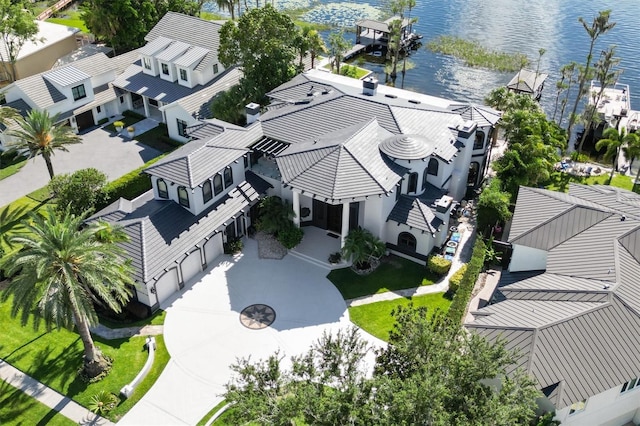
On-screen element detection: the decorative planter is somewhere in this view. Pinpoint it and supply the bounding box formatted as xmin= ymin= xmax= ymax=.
xmin=126 ymin=126 xmax=135 ymax=138
xmin=113 ymin=121 xmax=124 ymax=132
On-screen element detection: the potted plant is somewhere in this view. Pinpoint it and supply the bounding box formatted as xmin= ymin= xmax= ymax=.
xmin=114 ymin=121 xmax=124 ymax=132
xmin=328 ymin=252 xmax=342 ymax=264
xmin=126 ymin=126 xmax=135 ymax=138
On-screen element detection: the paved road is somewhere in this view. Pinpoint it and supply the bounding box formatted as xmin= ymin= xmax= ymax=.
xmin=120 ymin=238 xmax=383 ymax=425
xmin=0 ymin=127 xmax=162 ymax=208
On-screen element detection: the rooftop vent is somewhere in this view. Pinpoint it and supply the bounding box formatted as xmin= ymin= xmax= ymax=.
xmin=621 ymin=215 xmax=626 ymax=221
xmin=408 ymin=99 xmax=421 ymax=104
xmin=385 ymin=94 xmax=398 ymax=99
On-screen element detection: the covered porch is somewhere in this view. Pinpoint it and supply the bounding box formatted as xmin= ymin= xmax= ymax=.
xmin=131 ymin=92 xmax=164 ymax=122
xmin=289 ymin=226 xmax=344 ymax=270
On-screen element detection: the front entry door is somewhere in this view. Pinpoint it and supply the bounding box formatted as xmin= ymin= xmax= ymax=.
xmin=327 ymin=203 xmax=343 ymax=234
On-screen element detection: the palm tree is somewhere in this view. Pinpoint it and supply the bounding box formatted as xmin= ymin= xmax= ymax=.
xmin=621 ymin=131 xmax=640 ymax=190
xmin=328 ymin=30 xmax=350 ymax=75
xmin=0 ymin=207 xmax=134 ymax=380
xmin=8 ymin=109 xmax=81 ymax=180
xmin=0 ymin=105 xmax=20 ymax=125
xmin=595 ymin=127 xmax=638 ymax=184
xmin=566 ymin=10 xmax=616 ymax=143
xmin=341 ymin=227 xmax=385 ymax=269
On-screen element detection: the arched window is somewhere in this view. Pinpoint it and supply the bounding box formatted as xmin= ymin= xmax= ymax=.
xmin=213 ymin=174 xmax=223 ymax=195
xmin=468 ymin=162 xmax=480 ymax=186
xmin=223 ymin=167 xmax=233 ymax=188
xmin=157 ymin=178 xmax=168 ymax=198
xmin=202 ymin=180 xmax=213 ymax=203
xmin=422 ymin=168 xmax=429 ymax=190
xmin=407 ymin=172 xmax=418 ymax=193
xmin=427 ymin=158 xmax=439 ymax=176
xmin=398 ymin=232 xmax=416 ymax=251
xmin=473 ymin=130 xmax=485 ymax=150
xmin=178 ymin=186 xmax=190 ymax=208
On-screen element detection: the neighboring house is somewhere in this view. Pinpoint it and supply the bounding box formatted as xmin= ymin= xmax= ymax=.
xmin=0 ymin=20 xmax=79 ymax=82
xmin=91 ymin=68 xmax=501 ymax=311
xmin=0 ymin=12 xmax=241 ymax=149
xmin=465 ymin=184 xmax=640 ymax=425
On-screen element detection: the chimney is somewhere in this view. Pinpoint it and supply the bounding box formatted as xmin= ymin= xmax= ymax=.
xmin=362 ymin=77 xmax=378 ymax=96
xmin=434 ymin=195 xmax=453 ymax=222
xmin=245 ymin=103 xmax=260 ymax=125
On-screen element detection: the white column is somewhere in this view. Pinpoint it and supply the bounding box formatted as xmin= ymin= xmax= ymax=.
xmin=143 ymin=96 xmax=151 ymax=118
xmin=340 ymin=201 xmax=350 ymax=248
xmin=292 ymin=191 xmax=301 ymax=227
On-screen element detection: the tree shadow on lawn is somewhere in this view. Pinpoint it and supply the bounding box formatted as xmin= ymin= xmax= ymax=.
xmin=0 ymin=380 xmax=45 ymax=425
xmin=29 ymin=338 xmax=89 ymax=399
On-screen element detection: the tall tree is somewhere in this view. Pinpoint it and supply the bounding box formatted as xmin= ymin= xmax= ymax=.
xmin=532 ymin=48 xmax=546 ymax=94
xmin=552 ymin=62 xmax=577 ymax=124
xmin=0 ymin=208 xmax=134 ymax=380
xmin=577 ymin=45 xmax=621 ymax=151
xmin=596 ymin=127 xmax=639 ymax=184
xmin=293 ymin=25 xmax=326 ymax=71
xmin=215 ymin=0 xmax=235 ymax=19
xmin=566 ymin=10 xmax=616 ymax=144
xmin=219 ymin=5 xmax=298 ymax=102
xmin=622 ymin=134 xmax=640 ymax=191
xmin=328 ymin=30 xmax=350 ymax=75
xmin=0 ymin=0 xmax=40 ymax=82
xmin=8 ymin=110 xmax=81 ymax=179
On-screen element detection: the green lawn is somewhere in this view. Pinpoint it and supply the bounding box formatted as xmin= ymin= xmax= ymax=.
xmin=544 ymin=171 xmax=636 ymax=193
xmin=0 ymin=295 xmax=170 ymax=422
xmin=47 ymin=11 xmax=89 ymax=33
xmin=0 ymin=153 xmax=27 ymax=181
xmin=198 ymin=399 xmax=228 ymax=426
xmin=99 ymin=309 xmax=166 ymax=329
xmin=327 ymin=256 xmax=440 ymax=300
xmin=349 ymin=293 xmax=452 ymax=341
xmin=0 ymin=379 xmax=75 ymax=426
xmin=135 ymin=124 xmax=182 ymax=153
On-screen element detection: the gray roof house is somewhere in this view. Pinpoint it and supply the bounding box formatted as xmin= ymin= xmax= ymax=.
xmin=466 ymin=184 xmax=640 ymax=425
xmin=92 ymin=68 xmax=500 ymax=312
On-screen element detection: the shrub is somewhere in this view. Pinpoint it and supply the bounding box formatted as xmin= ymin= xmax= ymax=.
xmin=570 ymin=151 xmax=589 ymax=163
xmin=48 ymin=168 xmax=108 ymax=216
xmin=342 ymin=227 xmax=385 ymax=269
xmin=123 ymin=110 xmax=146 ymax=120
xmin=477 ymin=177 xmax=512 ymax=236
xmin=448 ymin=264 xmax=467 ymax=295
xmin=113 ymin=120 xmax=124 ymax=128
xmin=98 ymin=117 xmax=109 ymax=125
xmin=255 ymin=196 xmax=294 ymax=234
xmin=340 ymin=64 xmax=358 ymax=78
xmin=427 ymin=255 xmax=452 ymax=276
xmin=277 ymin=224 xmax=303 ymax=249
xmin=88 ymin=390 xmax=119 ymax=415
xmin=328 ymin=252 xmax=342 ymax=264
xmin=224 ymin=238 xmax=244 ymax=254
xmin=447 ymin=237 xmax=486 ymax=324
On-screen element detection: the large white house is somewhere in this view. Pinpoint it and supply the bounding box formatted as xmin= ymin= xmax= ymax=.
xmin=89 ymin=67 xmax=500 ymax=312
xmin=466 ymin=184 xmax=640 ymax=425
xmin=0 ymin=12 xmax=240 ymax=148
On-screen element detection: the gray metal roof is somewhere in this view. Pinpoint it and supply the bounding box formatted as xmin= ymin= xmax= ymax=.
xmin=387 ymin=189 xmax=446 ymax=234
xmin=110 ymin=49 xmax=141 ymax=75
xmin=448 ymin=103 xmax=502 ymax=127
xmin=91 ymin=174 xmax=269 ymax=283
xmin=276 ymin=119 xmax=405 ymax=201
xmin=144 ymin=123 xmax=262 ymax=188
xmin=144 ymin=12 xmax=222 ymax=72
xmin=155 ymin=40 xmax=191 ymax=62
xmin=467 ymin=184 xmax=640 ymax=410
xmin=138 ymin=36 xmax=173 ymax=56
xmin=69 ymin=53 xmax=115 ymax=78
xmin=43 ymin=66 xmax=90 ymax=87
xmin=506 ymin=69 xmax=548 ymax=94
xmin=380 ymin=134 xmax=437 ymax=160
xmin=174 ymin=46 xmax=210 ymax=68
xmin=174 ymin=67 xmax=242 ymax=118
xmin=112 ymin=64 xmax=194 ymax=103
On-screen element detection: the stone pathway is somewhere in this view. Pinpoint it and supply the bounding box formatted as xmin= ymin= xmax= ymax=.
xmin=346 ymin=221 xmax=477 ymax=307
xmin=90 ymin=324 xmax=164 ymax=339
xmin=0 ymin=359 xmax=114 ymax=425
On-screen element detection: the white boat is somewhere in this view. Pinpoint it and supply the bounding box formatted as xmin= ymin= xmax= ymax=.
xmin=589 ymin=81 xmax=631 ymax=126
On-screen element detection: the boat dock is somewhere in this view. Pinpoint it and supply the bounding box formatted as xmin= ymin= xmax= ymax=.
xmin=345 ymin=17 xmax=422 ymax=60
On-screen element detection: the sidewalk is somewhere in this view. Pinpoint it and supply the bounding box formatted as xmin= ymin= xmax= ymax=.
xmin=346 ymin=221 xmax=477 ymax=307
xmin=0 ymin=359 xmax=113 ymax=425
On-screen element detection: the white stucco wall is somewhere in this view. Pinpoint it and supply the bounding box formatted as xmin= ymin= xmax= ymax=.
xmin=386 ymin=222 xmax=436 ymax=258
xmin=555 ymin=384 xmax=640 ymax=426
xmin=509 ymin=244 xmax=548 ymax=272
xmin=163 ymin=103 xmax=197 ymax=142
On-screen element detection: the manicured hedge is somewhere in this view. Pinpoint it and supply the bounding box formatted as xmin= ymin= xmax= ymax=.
xmin=448 ymin=264 xmax=468 ymax=295
xmin=427 ymin=255 xmax=452 ymax=276
xmin=447 ymin=237 xmax=486 ymax=324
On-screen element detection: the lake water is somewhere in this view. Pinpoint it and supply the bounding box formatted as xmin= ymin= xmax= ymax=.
xmin=205 ymin=0 xmax=640 ymax=114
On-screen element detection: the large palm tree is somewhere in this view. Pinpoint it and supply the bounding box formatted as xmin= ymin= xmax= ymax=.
xmin=595 ymin=127 xmax=638 ymax=184
xmin=0 ymin=207 xmax=134 ymax=380
xmin=8 ymin=109 xmax=81 ymax=179
xmin=0 ymin=105 xmax=20 ymax=125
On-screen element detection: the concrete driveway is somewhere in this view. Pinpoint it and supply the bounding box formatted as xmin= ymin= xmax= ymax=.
xmin=0 ymin=126 xmax=162 ymax=207
xmin=120 ymin=238 xmax=382 ymax=425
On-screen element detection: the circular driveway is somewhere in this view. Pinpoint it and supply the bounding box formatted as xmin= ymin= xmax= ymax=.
xmin=121 ymin=238 xmax=360 ymax=425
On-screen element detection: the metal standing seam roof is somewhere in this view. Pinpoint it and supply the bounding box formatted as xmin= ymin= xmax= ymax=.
xmin=91 ymin=173 xmax=270 ymax=283
xmin=276 ymin=119 xmax=405 ymax=201
xmin=138 ymin=36 xmax=173 ymax=56
xmin=154 ymin=41 xmax=191 ymax=62
xmin=466 ymin=185 xmax=640 ymax=410
xmin=174 ymin=46 xmax=211 ymax=68
xmin=174 ymin=67 xmax=242 ymax=118
xmin=144 ymin=12 xmax=223 ymax=73
xmin=43 ymin=66 xmax=90 ymax=87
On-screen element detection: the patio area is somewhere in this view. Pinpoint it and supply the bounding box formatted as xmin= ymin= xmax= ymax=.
xmin=289 ymin=226 xmax=343 ymax=270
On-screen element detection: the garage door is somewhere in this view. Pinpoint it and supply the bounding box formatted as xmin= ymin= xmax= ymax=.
xmin=204 ymin=234 xmax=223 ymax=265
xmin=181 ymin=249 xmax=203 ymax=284
xmin=155 ymin=268 xmax=179 ymax=305
xmin=75 ymin=110 xmax=95 ymax=131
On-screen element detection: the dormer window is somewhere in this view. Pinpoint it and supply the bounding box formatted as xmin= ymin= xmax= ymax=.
xmin=213 ymin=63 xmax=219 ymax=74
xmin=223 ymin=167 xmax=233 ymax=187
xmin=143 ymin=57 xmax=152 ymax=70
xmin=202 ymin=180 xmax=213 ymax=203
xmin=157 ymin=179 xmax=168 ymax=198
xmin=161 ymin=63 xmax=169 ymax=75
xmin=179 ymin=68 xmax=188 ymax=81
xmin=178 ymin=186 xmax=190 ymax=208
xmin=72 ymin=84 xmax=86 ymax=101
xmin=213 ymin=174 xmax=223 ymax=195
